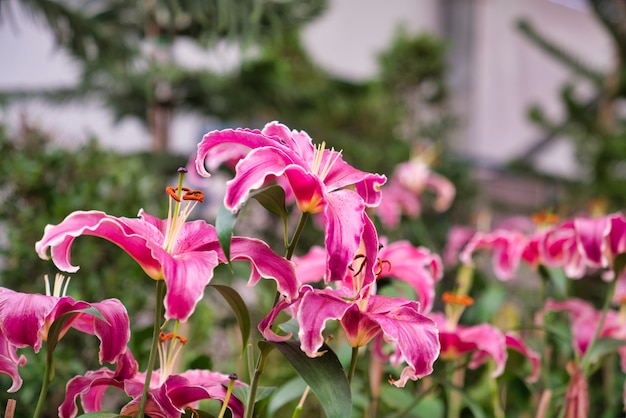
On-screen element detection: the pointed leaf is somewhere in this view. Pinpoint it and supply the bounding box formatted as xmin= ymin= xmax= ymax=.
xmin=232 ymin=385 xmax=276 ymax=406
xmin=209 ymin=284 xmax=250 ymax=353
xmin=216 ymin=203 xmax=237 ymax=263
xmin=267 ymin=376 xmax=308 ymax=416
xmin=587 ymin=337 xmax=626 ymax=361
xmin=250 ymin=185 xmax=289 ymax=220
xmin=250 ymin=185 xmax=289 ymax=247
xmin=267 ymin=340 xmax=352 ymax=418
xmin=432 ymin=377 xmax=488 ymax=418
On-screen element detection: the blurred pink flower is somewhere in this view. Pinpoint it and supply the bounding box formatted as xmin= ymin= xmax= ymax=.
xmin=432 ymin=311 xmax=540 ymax=382
xmin=375 ymin=157 xmax=455 ymax=229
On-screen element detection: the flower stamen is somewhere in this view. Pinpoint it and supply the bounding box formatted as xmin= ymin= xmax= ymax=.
xmin=375 ymin=259 xmax=391 ymax=276
xmin=531 ymin=210 xmax=559 ymax=226
xmin=44 ymin=273 xmax=71 ymax=298
xmin=158 ymin=331 xmax=188 ymax=385
xmin=162 ymin=170 xmax=205 ymax=253
xmin=311 ymin=141 xmax=343 ymax=181
xmin=442 ymin=291 xmax=474 ymax=306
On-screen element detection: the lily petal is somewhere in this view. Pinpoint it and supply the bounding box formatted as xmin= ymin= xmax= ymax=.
xmin=366 ymin=296 xmax=440 ymax=387
xmin=36 ymin=210 xmax=162 ymax=279
xmin=0 ymin=331 xmax=26 ymax=393
xmin=323 ymin=190 xmax=366 ymax=282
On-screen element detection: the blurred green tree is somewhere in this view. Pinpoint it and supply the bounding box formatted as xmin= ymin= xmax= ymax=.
xmin=0 ymin=0 xmax=327 ymax=151
xmin=516 ymin=0 xmax=626 ymax=211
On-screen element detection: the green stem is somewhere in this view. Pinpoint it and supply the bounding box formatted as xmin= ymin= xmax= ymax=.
xmin=286 ymin=212 xmax=310 ymax=260
xmin=33 ymin=353 xmax=53 ymax=418
xmin=245 ymin=347 xmax=271 ymax=418
xmin=292 ymin=385 xmax=310 ymax=418
xmin=247 ymin=212 xmax=310 ymax=418
xmin=138 ymin=279 xmax=166 ymax=418
xmin=347 ymin=346 xmax=359 ymax=384
xmin=446 ymin=358 xmax=465 ymax=418
xmin=581 ymin=276 xmax=617 ymax=375
xmin=386 ymin=382 xmax=436 ymax=418
xmin=488 ymin=362 xmax=504 ymax=418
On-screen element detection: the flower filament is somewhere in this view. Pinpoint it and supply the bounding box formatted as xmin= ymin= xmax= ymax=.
xmin=162 ymin=168 xmax=205 ymax=253
xmin=311 ymin=141 xmax=342 ymax=182
xmin=443 ymin=291 xmax=474 ymax=330
xmin=157 ymin=331 xmax=188 ymax=385
xmin=44 ymin=273 xmax=71 ymax=298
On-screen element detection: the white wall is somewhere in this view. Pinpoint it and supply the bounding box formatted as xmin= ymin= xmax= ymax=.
xmin=460 ymin=0 xmax=612 ymax=177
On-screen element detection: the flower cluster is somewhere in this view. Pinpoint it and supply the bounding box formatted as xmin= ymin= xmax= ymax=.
xmin=4 ymin=120 xmax=626 ymax=417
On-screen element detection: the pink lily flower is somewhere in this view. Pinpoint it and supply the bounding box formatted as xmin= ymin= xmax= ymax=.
xmin=540 ymin=217 xmax=611 ymax=279
xmin=432 ymin=311 xmax=540 ymax=382
xmin=0 ymin=275 xmax=130 ymax=392
xmin=261 ymin=214 xmax=440 ymax=387
xmin=60 ymin=347 xmax=245 ymax=418
xmin=375 ymin=156 xmax=455 ymax=229
xmin=35 ymin=186 xmax=298 ymax=322
xmin=539 ymin=298 xmax=626 ymax=417
xmin=459 ymin=228 xmax=530 ymax=281
xmin=292 ymin=239 xmax=443 ymax=314
xmin=442 ymin=225 xmax=476 ymax=267
xmin=195 ymin=121 xmax=387 ymax=282
xmin=377 ymin=239 xmax=443 ymax=314
xmin=540 ymin=298 xmax=626 ymax=367
xmin=0 ymin=331 xmax=26 ymax=393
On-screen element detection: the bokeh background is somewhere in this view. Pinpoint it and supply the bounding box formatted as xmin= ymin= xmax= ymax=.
xmin=1 ymin=0 xmax=625 ymax=416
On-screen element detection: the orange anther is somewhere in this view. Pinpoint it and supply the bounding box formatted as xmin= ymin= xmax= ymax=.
xmin=442 ymin=291 xmax=474 ymax=306
xmin=166 ymin=187 xmax=181 ymax=202
xmin=531 ymin=210 xmax=559 ymax=225
xmin=182 ymin=189 xmax=205 ymax=203
xmin=375 ymin=259 xmax=391 ymax=276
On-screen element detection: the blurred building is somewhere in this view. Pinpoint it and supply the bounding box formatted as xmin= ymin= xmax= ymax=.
xmin=0 ymin=0 xmax=613 ymax=179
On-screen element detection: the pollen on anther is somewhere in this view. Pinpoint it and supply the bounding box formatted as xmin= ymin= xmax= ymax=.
xmin=442 ymin=291 xmax=474 ymax=306
xmin=166 ymin=187 xmax=181 ymax=202
xmin=183 ymin=189 xmax=205 ymax=203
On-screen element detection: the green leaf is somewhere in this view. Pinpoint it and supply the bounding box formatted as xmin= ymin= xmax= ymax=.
xmin=267 ymin=340 xmax=352 ymax=418
xmin=267 ymin=376 xmax=308 ymax=416
xmin=433 ymin=377 xmax=488 ymax=418
xmin=250 ymin=185 xmax=288 ymax=219
xmin=250 ymin=185 xmax=289 ymax=247
xmin=587 ymin=337 xmax=626 ymax=361
xmin=76 ymin=413 xmax=131 ymax=418
xmin=208 ymin=284 xmax=251 ymax=353
xmin=232 ymin=385 xmax=276 ymax=407
xmin=216 ymin=203 xmax=237 ymax=263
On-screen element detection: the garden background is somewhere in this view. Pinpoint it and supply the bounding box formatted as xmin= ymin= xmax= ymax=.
xmin=1 ymin=0 xmax=626 ymax=417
